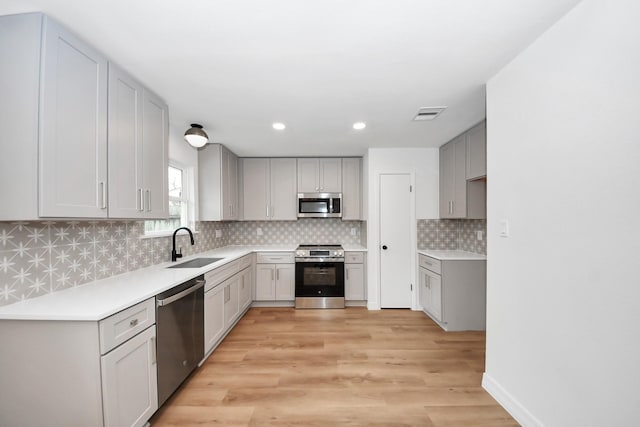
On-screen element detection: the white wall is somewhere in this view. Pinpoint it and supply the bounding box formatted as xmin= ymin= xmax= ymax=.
xmin=484 ymin=1 xmax=640 ymax=426
xmin=365 ymin=147 xmax=439 ymax=310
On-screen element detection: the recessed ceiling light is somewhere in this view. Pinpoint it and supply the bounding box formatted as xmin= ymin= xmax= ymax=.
xmin=272 ymin=122 xmax=286 ymax=130
xmin=353 ymin=122 xmax=366 ymax=130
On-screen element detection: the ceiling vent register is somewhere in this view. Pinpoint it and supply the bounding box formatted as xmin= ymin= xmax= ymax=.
xmin=413 ymin=107 xmax=447 ymax=121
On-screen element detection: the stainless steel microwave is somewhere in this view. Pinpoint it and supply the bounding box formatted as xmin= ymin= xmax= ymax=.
xmin=297 ymin=193 xmax=342 ymax=218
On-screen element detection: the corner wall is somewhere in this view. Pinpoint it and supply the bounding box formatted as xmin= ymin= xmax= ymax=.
xmin=484 ymin=1 xmax=640 ymax=425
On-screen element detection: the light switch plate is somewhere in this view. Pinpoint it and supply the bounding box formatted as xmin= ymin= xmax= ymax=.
xmin=500 ymin=220 xmax=510 ymax=237
xmin=476 ymin=230 xmax=483 ymax=241
xmin=256 ymin=227 xmax=263 ymax=236
xmin=215 ymin=230 xmax=222 ymax=238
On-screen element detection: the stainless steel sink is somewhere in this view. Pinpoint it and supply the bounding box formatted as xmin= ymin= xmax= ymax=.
xmin=167 ymin=257 xmax=223 ymax=268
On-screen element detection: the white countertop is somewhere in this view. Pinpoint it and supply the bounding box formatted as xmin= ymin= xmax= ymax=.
xmin=0 ymin=244 xmax=367 ymax=321
xmin=418 ymin=249 xmax=487 ymax=261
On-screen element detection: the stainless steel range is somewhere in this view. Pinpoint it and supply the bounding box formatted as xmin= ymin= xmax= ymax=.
xmin=295 ymin=244 xmax=345 ymax=309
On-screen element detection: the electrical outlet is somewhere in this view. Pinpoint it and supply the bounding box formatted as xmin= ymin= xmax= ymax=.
xmin=215 ymin=230 xmax=222 ymax=238
xmin=351 ymin=228 xmax=357 ymax=236
xmin=476 ymin=230 xmax=483 ymax=241
xmin=256 ymin=227 xmax=263 ymax=236
xmin=500 ymin=220 xmax=510 ymax=237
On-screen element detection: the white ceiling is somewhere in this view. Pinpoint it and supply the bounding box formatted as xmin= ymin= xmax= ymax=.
xmin=1 ymin=0 xmax=581 ymax=156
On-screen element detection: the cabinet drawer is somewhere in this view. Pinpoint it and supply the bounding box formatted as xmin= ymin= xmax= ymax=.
xmin=205 ymin=260 xmax=239 ymax=291
xmin=419 ymin=255 xmax=441 ymax=275
xmin=256 ymin=252 xmax=294 ymax=264
xmin=238 ymin=254 xmax=253 ymax=271
xmin=99 ymin=298 xmax=155 ymax=354
xmin=345 ymin=252 xmax=364 ymax=264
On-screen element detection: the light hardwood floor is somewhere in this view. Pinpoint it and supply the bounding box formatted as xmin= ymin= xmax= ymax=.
xmin=151 ymin=307 xmax=518 ymax=426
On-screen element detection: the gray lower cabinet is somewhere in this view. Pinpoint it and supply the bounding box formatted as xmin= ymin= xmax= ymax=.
xmin=204 ymin=255 xmax=254 ymax=355
xmin=255 ymin=253 xmax=295 ymax=302
xmin=418 ymin=254 xmax=486 ymax=331
xmin=345 ymin=252 xmax=366 ymax=302
xmin=0 ymin=298 xmax=158 ymax=426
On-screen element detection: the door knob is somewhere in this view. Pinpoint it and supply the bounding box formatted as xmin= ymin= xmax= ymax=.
xmin=382 ymin=245 xmax=388 ymax=250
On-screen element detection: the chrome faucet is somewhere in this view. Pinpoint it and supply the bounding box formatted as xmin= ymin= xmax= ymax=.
xmin=171 ymin=227 xmax=195 ymax=262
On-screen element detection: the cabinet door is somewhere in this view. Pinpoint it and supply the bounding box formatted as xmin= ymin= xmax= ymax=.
xmin=255 ymin=264 xmax=276 ymax=300
xmin=142 ymin=89 xmax=169 ymax=219
xmin=241 ymin=158 xmax=270 ymax=220
xmin=101 ymin=326 xmax=158 ymax=427
xmin=205 ymin=285 xmax=225 ymax=354
xmin=319 ymin=158 xmax=342 ymax=192
xmin=452 ymin=136 xmax=467 ymax=218
xmin=424 ymin=270 xmax=443 ymax=322
xmin=275 ymin=264 xmax=295 ymax=301
xmin=108 ymin=64 xmax=144 ymax=218
xmin=227 ymin=150 xmax=239 ymax=219
xmin=466 ymin=121 xmax=486 ymax=180
xmin=341 ymin=158 xmax=361 ymax=220
xmin=419 ymin=268 xmax=429 ymax=310
xmin=297 ymin=158 xmax=319 ymax=192
xmin=224 ymin=277 xmax=240 ymax=328
xmin=345 ymin=263 xmax=365 ymax=300
xmin=40 ymin=16 xmax=108 ymax=217
xmin=239 ymin=267 xmax=253 ymax=311
xmin=270 ymin=158 xmax=298 ymax=220
xmin=439 ymin=140 xmax=455 ymax=218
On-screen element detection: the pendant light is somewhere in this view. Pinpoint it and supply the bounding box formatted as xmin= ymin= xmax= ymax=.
xmin=184 ymin=124 xmax=208 ymax=148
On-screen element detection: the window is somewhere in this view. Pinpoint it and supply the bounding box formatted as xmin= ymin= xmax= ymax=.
xmin=144 ymin=163 xmax=195 ymax=235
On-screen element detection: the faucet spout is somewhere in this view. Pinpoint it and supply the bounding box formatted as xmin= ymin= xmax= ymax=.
xmin=171 ymin=227 xmax=195 ymax=262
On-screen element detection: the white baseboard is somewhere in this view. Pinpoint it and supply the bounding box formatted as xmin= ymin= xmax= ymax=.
xmin=482 ymin=373 xmax=544 ymax=427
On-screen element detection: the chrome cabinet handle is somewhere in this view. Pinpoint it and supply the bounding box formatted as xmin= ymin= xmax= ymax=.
xmin=146 ymin=190 xmax=151 ymax=212
xmin=266 ymin=205 xmax=270 ymax=218
xmin=99 ymin=182 xmax=107 ymax=209
xmin=276 ymin=268 xmax=280 ymax=281
xmin=138 ymin=188 xmax=144 ymax=211
xmin=129 ymin=318 xmax=139 ymax=327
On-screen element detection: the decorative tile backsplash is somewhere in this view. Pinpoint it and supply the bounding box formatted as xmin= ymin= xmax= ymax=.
xmin=1 ymin=218 xmax=481 ymax=307
xmin=417 ymin=219 xmax=487 ymax=254
xmin=0 ymin=219 xmax=363 ymax=306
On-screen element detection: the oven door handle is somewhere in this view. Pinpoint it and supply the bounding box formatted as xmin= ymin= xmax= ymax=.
xmin=157 ymin=280 xmax=205 ymax=307
xmin=295 ymin=258 xmax=345 ymax=263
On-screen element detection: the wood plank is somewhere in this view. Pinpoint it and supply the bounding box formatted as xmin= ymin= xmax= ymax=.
xmin=150 ymin=308 xmax=517 ymax=426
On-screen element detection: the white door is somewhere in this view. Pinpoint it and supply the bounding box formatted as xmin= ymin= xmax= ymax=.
xmin=379 ymin=174 xmax=413 ymax=308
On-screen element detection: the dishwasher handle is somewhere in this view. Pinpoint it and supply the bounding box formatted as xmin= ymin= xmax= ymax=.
xmin=157 ymin=279 xmax=205 ymax=307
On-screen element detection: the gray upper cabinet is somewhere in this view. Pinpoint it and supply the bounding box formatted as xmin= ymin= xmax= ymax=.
xmin=297 ymin=158 xmax=342 ymax=193
xmin=241 ymin=158 xmax=297 ymax=220
xmin=440 ymin=121 xmax=486 ymax=219
xmin=199 ymin=144 xmax=239 ymax=221
xmin=141 ymin=88 xmax=169 ymax=219
xmin=0 ymin=13 xmax=168 ymax=220
xmin=466 ymin=121 xmax=486 ymax=180
xmin=39 ymin=15 xmax=109 ymax=218
xmin=439 ymin=135 xmax=467 ymax=218
xmin=341 ymin=158 xmax=362 ymax=220
xmin=107 ymin=64 xmax=144 ymax=218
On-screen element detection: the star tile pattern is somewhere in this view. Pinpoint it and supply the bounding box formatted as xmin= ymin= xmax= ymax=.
xmin=417 ymin=219 xmax=487 ymax=254
xmin=1 ymin=218 xmax=483 ymax=307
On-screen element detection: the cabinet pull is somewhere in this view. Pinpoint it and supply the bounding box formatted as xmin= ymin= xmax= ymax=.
xmin=276 ymin=268 xmax=280 ymax=281
xmin=151 ymin=336 xmax=157 ymax=365
xmin=146 ymin=190 xmax=151 ymax=212
xmin=266 ymin=205 xmax=270 ymax=218
xmin=346 ymin=269 xmax=349 ymax=280
xmin=271 ymin=269 xmax=274 ymax=280
xmin=99 ymin=182 xmax=107 ymax=209
xmin=138 ymin=188 xmax=144 ymax=211
xmin=129 ymin=318 xmax=139 ymax=327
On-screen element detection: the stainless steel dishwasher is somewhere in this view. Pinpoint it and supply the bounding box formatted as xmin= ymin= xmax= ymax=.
xmin=156 ymin=275 xmax=205 ymax=406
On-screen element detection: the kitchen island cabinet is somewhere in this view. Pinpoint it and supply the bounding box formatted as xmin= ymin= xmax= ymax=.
xmin=418 ymin=252 xmax=486 ymax=331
